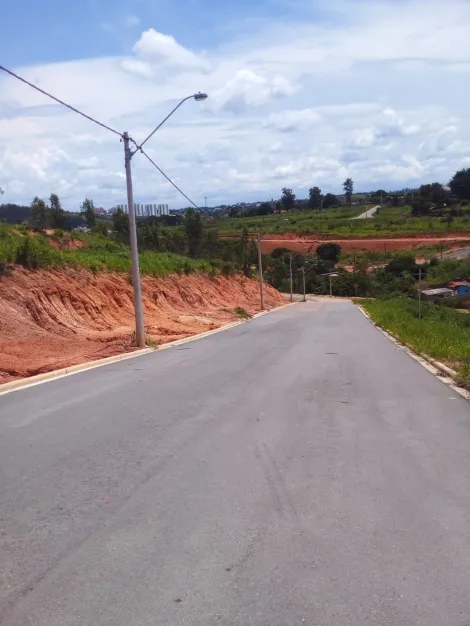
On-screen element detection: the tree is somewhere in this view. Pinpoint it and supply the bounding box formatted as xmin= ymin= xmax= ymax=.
xmin=371 ymin=189 xmax=387 ymax=204
xmin=93 ymin=220 xmax=109 ymax=237
xmin=281 ymin=187 xmax=296 ymax=211
xmin=81 ymin=198 xmax=96 ymax=228
xmin=308 ymin=186 xmax=322 ymax=210
xmin=48 ymin=193 xmax=66 ymax=229
xmin=184 ymin=207 xmax=203 ymax=257
xmin=257 ymin=202 xmax=273 ymax=216
xmin=322 ymin=193 xmax=338 ymax=209
xmin=29 ymin=196 xmax=47 ymax=229
xmin=271 ymin=247 xmax=291 ymax=259
xmin=316 ymin=242 xmax=341 ymax=264
xmin=385 ymin=254 xmax=416 ymax=277
xmin=449 ymin=168 xmax=470 ymax=200
xmin=419 ymin=183 xmax=447 ymax=204
xmin=112 ymin=208 xmax=129 ymax=237
xmin=343 ymin=178 xmax=354 ymax=205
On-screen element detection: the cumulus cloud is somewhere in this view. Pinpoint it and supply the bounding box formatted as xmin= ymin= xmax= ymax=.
xmin=130 ymin=28 xmax=211 ymax=73
xmin=210 ymin=69 xmax=297 ymax=113
xmin=1 ymin=0 xmax=470 ymax=208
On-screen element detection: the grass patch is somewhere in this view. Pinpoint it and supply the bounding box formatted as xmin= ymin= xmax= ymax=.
xmin=0 ymin=225 xmax=210 ymax=277
xmin=234 ymin=306 xmax=252 ymax=319
xmin=359 ymin=296 xmax=470 ymax=390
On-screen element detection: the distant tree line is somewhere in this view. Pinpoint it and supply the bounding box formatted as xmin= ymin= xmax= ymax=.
xmin=226 ymin=180 xmax=354 ymax=219
xmin=112 ymin=207 xmax=259 ymax=276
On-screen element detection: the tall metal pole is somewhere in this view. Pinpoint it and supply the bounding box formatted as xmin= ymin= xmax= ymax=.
xmin=418 ymin=266 xmax=422 ymax=320
xmin=289 ymin=253 xmax=293 ymax=303
xmin=329 ymin=270 xmax=333 ymax=297
xmin=302 ymin=267 xmax=306 ymax=302
xmin=123 ymin=132 xmax=145 ymax=347
xmin=257 ymin=232 xmax=265 ymax=311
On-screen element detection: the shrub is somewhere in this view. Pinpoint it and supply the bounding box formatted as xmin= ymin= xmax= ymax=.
xmin=221 ymin=261 xmax=235 ymax=276
xmin=234 ymin=306 xmax=251 ymax=319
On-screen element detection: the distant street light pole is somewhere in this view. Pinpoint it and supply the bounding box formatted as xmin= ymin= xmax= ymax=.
xmin=124 ymin=92 xmax=208 ymax=347
xmin=302 ymin=266 xmax=306 ymax=302
xmin=257 ymin=232 xmax=265 ymax=310
xmin=418 ymin=266 xmax=422 ymax=320
xmin=289 ymin=250 xmax=302 ymax=302
xmin=256 ymin=218 xmax=290 ymax=309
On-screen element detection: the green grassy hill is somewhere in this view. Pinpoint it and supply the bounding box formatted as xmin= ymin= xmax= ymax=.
xmin=208 ymin=205 xmax=470 ymax=237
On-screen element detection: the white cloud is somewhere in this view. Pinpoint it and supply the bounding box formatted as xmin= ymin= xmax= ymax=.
xmin=130 ymin=28 xmax=211 ymax=73
xmin=1 ymin=0 xmax=470 ymax=208
xmin=211 ymin=69 xmax=297 ymax=113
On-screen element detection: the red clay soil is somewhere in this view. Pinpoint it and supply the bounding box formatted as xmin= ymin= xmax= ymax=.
xmin=0 ymin=267 xmax=283 ymax=383
xmin=258 ymin=233 xmax=470 ymax=254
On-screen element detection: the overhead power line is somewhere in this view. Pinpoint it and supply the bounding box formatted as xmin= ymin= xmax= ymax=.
xmin=1 ymin=64 xmax=200 ymax=209
xmin=136 ymin=145 xmax=200 ymax=210
xmin=0 ymin=64 xmax=123 ymax=137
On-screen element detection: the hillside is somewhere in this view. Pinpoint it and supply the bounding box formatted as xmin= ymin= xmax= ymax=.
xmin=0 ymin=267 xmax=282 ymax=382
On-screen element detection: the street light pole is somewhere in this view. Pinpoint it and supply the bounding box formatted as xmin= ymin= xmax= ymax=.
xmin=257 ymin=232 xmax=265 ymax=310
xmin=123 ymin=93 xmax=207 ymax=347
xmin=289 ymin=253 xmax=293 ymax=302
xmin=302 ymin=267 xmax=306 ymax=302
xmin=418 ymin=266 xmax=422 ymax=320
xmin=123 ymin=131 xmax=145 ymax=347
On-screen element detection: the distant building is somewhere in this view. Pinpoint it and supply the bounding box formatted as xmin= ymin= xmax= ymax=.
xmin=450 ymin=281 xmax=470 ymax=296
xmin=420 ymin=287 xmax=454 ymax=301
xmin=114 ymin=203 xmax=169 ymax=217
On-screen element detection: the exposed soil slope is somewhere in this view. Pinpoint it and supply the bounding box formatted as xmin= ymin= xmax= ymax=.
xmin=0 ymin=267 xmax=282 ymax=382
xmin=258 ymin=233 xmax=470 ymax=254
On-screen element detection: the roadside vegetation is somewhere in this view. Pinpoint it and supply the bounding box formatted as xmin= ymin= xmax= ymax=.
xmin=360 ymin=297 xmax=470 ymax=390
xmin=0 ymin=225 xmax=211 ymax=276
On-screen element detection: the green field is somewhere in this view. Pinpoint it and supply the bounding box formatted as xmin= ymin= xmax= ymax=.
xmin=359 ymin=297 xmax=470 ymax=389
xmin=209 ymin=205 xmax=470 ymax=237
xmin=0 ymin=225 xmax=210 ymax=276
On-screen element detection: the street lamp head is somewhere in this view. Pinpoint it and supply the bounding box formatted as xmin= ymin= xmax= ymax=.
xmin=193 ymin=92 xmax=208 ymax=102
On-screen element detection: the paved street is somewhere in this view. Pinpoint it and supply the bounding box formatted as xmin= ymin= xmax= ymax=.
xmin=352 ymin=205 xmax=379 ymax=219
xmin=1 ymin=300 xmax=470 ymax=625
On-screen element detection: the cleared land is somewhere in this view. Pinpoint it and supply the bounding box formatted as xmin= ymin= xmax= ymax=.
xmin=257 ymin=233 xmax=470 ymax=254
xmin=0 ymin=267 xmax=282 ymax=383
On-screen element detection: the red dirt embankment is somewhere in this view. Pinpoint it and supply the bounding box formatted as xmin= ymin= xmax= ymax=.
xmin=258 ymin=233 xmax=470 ymax=254
xmin=0 ymin=268 xmax=282 ymax=383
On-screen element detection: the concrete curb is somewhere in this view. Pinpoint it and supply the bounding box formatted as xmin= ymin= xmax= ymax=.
xmin=356 ymin=304 xmax=469 ymax=401
xmin=0 ymin=348 xmax=155 ymax=397
xmin=0 ymin=301 xmax=295 ymax=397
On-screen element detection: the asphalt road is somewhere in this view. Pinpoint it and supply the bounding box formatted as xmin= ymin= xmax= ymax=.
xmin=352 ymin=205 xmax=379 ymax=219
xmin=1 ymin=300 xmax=470 ymax=625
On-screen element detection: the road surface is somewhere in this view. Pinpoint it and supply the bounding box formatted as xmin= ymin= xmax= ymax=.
xmin=352 ymin=205 xmax=379 ymax=219
xmin=1 ymin=300 xmax=470 ymax=626
xmin=443 ymin=245 xmax=470 ymax=260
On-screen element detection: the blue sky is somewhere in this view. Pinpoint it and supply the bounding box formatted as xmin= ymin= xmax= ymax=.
xmin=1 ymin=0 xmax=470 ymax=209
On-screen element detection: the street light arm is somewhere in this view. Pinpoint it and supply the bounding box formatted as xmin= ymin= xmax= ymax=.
xmin=134 ymin=94 xmax=206 ymax=154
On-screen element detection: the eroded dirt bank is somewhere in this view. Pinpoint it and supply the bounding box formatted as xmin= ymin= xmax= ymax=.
xmin=0 ymin=267 xmax=283 ymax=383
xmin=258 ymin=233 xmax=470 ymax=254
